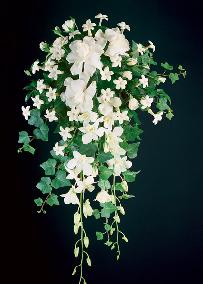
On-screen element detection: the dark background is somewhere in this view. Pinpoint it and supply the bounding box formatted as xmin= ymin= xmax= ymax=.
xmin=4 ymin=0 xmax=203 ymax=283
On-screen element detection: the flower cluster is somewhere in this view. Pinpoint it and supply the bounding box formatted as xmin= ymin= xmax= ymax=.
xmin=18 ymin=13 xmax=186 ymax=284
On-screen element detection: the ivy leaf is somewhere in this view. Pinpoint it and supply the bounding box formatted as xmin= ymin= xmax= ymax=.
xmin=51 ymin=170 xmax=71 ymax=189
xmin=98 ymin=179 xmax=111 ymax=190
xmin=124 ymin=124 xmax=143 ymax=142
xmin=34 ymin=198 xmax=43 ymax=206
xmin=97 ymin=152 xmax=113 ymax=163
xmin=23 ymin=144 xmax=35 ymax=155
xmin=40 ymin=158 xmax=57 ymax=176
xmin=119 ymin=194 xmax=135 ymax=200
xmin=36 ymin=177 xmax=52 ymax=194
xmin=123 ymin=170 xmax=138 ymax=182
xmin=96 ymin=232 xmax=103 ymax=240
xmin=33 ymin=123 xmax=49 ymax=141
xmin=169 ymin=73 xmax=179 ymax=84
xmin=28 ymin=109 xmax=44 ymax=128
xmin=79 ymin=143 xmax=97 ymax=157
xmin=166 ymin=112 xmax=174 ymax=120
xmin=18 ymin=131 xmax=30 ymax=144
xmin=161 ymin=62 xmax=173 ymax=71
xmin=104 ymin=224 xmax=111 ymax=232
xmin=93 ymin=209 xmax=101 ymax=219
xmin=115 ymin=183 xmax=125 ymax=192
xmin=99 ymin=166 xmax=113 ymax=180
xmin=46 ymin=193 xmax=59 ymax=206
xmin=156 ymin=97 xmax=169 ymax=111
xmin=127 ymin=142 xmax=140 ymax=159
xmin=101 ymin=202 xmax=117 ymax=218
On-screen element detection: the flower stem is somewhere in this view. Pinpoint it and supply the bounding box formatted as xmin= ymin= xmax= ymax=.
xmin=112 ymin=174 xmax=120 ymax=260
xmin=79 ymin=190 xmax=84 ymax=284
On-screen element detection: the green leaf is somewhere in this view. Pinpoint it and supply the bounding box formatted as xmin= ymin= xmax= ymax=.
xmin=104 ymin=224 xmax=111 ymax=232
xmin=36 ymin=177 xmax=52 ymax=194
xmin=23 ymin=144 xmax=35 ymax=155
xmin=124 ymin=124 xmax=143 ymax=142
xmin=93 ymin=209 xmax=100 ymax=219
xmin=28 ymin=109 xmax=44 ymax=128
xmin=18 ymin=131 xmax=30 ymax=144
xmin=34 ymin=198 xmax=43 ymax=206
xmin=115 ymin=183 xmax=125 ymax=192
xmin=51 ymin=170 xmax=71 ymax=189
xmin=98 ymin=179 xmax=111 ymax=190
xmin=79 ymin=143 xmax=97 ymax=157
xmin=53 ymin=26 xmax=63 ymax=36
xmin=97 ymin=152 xmax=113 ymax=163
xmin=40 ymin=158 xmax=57 ymax=176
xmin=169 ymin=73 xmax=179 ymax=84
xmin=33 ymin=123 xmax=49 ymax=141
xmin=96 ymin=231 xmax=103 ymax=240
xmin=101 ymin=202 xmax=117 ymax=218
xmin=123 ymin=170 xmax=138 ymax=182
xmin=119 ymin=194 xmax=135 ymax=200
xmin=24 ymin=70 xmax=32 ymax=76
xmin=161 ymin=62 xmax=173 ymax=71
xmin=99 ymin=166 xmax=113 ymax=180
xmin=156 ymin=97 xmax=169 ymax=111
xmin=127 ymin=142 xmax=140 ymax=159
xmin=166 ymin=112 xmax=174 ymax=120
xmin=46 ymin=193 xmax=59 ymax=206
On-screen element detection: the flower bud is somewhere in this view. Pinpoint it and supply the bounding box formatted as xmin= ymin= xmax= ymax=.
xmin=129 ymin=98 xmax=139 ymax=110
xmin=127 ymin=58 xmax=137 ymax=66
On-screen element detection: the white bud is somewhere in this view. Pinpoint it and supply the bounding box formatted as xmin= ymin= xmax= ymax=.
xmin=84 ymin=236 xmax=89 ymax=248
xmin=127 ymin=58 xmax=137 ymax=66
xmin=129 ymin=98 xmax=139 ymax=110
xmin=121 ymin=180 xmax=128 ymax=192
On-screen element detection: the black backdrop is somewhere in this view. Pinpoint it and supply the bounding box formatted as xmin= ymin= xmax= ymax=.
xmin=4 ymin=0 xmax=203 ymax=283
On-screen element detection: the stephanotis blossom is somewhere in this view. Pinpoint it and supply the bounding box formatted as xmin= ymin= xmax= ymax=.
xmin=79 ymin=120 xmax=105 ymax=144
xmin=22 ymin=106 xmax=30 ymax=120
xmin=66 ymin=151 xmax=94 ymax=176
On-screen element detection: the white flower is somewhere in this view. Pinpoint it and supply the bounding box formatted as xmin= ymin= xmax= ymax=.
xmin=111 ymin=55 xmax=122 ymax=67
xmin=113 ymin=77 xmax=127 ymax=90
xmin=123 ymin=71 xmax=132 ymax=80
xmin=110 ymin=97 xmax=122 ymax=108
xmin=32 ymin=60 xmax=40 ymax=74
xmin=31 ymin=95 xmax=44 ymax=109
xmin=158 ymin=76 xmax=166 ymax=83
xmin=44 ymin=109 xmax=58 ymax=122
xmin=37 ymin=79 xmax=46 ymax=94
xmin=66 ymin=151 xmax=94 ymax=176
xmin=21 ymin=106 xmax=30 ymax=120
xmin=151 ymin=111 xmax=164 ymax=125
xmin=98 ymin=88 xmax=115 ymax=103
xmin=48 ymin=65 xmax=63 ymax=80
xmin=95 ymin=190 xmax=112 ymax=203
xmin=69 ymin=30 xmax=81 ymax=40
xmin=39 ymin=42 xmax=47 ymax=51
xmin=50 ymin=46 xmax=65 ymax=61
xmin=83 ymin=199 xmax=93 ymax=218
xmin=75 ymin=176 xmax=95 ymax=193
xmin=139 ymin=75 xmax=148 ymax=88
xmin=137 ymin=43 xmax=145 ymax=55
xmin=116 ymin=110 xmax=129 ymax=124
xmin=148 ymin=40 xmax=155 ymax=52
xmin=127 ymin=58 xmax=137 ymax=66
xmin=100 ymin=66 xmax=114 ymax=81
xmin=67 ymin=107 xmax=80 ymax=122
xmin=61 ymin=187 xmax=79 ymax=205
xmin=104 ymin=127 xmax=125 ymax=155
xmin=59 ymin=126 xmax=73 ymax=141
xmin=53 ymin=142 xmax=66 ymax=156
xmin=79 ymin=120 xmax=105 ymax=144
xmin=62 ymin=19 xmax=75 ymax=32
xmin=66 ymin=36 xmax=104 ymax=77
xmin=78 ymin=111 xmax=98 ymax=125
xmin=61 ymin=78 xmax=96 ymax=113
xmin=107 ymin=155 xmax=132 ymax=176
xmin=46 ymin=87 xmax=57 ymax=102
xmin=95 ymin=13 xmax=108 ymax=25
xmin=102 ymin=112 xmax=117 ymax=130
xmin=44 ymin=59 xmax=55 ymax=72
xmin=117 ymin=22 xmax=130 ymax=32
xmin=82 ymin=19 xmax=96 ymax=36
xmin=129 ymin=98 xmax=139 ymax=110
xmin=140 ymin=95 xmax=153 ymax=109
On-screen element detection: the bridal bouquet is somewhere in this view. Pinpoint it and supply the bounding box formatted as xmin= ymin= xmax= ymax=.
xmin=18 ymin=13 xmax=186 ymax=284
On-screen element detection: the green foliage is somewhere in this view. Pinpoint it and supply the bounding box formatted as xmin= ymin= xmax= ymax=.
xmin=100 ymin=202 xmax=117 ymax=218
xmin=40 ymin=158 xmax=57 ymax=175
xmin=97 ymin=152 xmax=113 ymax=163
xmin=166 ymin=111 xmax=174 ymax=120
xmin=34 ymin=198 xmax=43 ymax=206
xmin=79 ymin=143 xmax=97 ymax=157
xmin=28 ymin=109 xmax=44 ymax=128
xmin=23 ymin=144 xmax=35 ymax=154
xmin=36 ymin=177 xmax=52 ymax=194
xmin=161 ymin=62 xmax=173 ymax=71
xmin=127 ymin=142 xmax=140 ymax=159
xmin=18 ymin=131 xmax=30 ymax=144
xmin=33 ymin=123 xmax=49 ymax=141
xmin=123 ymin=170 xmax=138 ymax=182
xmin=96 ymin=232 xmax=103 ymax=240
xmin=115 ymin=183 xmax=125 ymax=192
xmin=51 ymin=170 xmax=71 ymax=189
xmin=99 ymin=166 xmax=113 ymax=180
xmin=46 ymin=193 xmax=59 ymax=206
xmin=104 ymin=224 xmax=111 ymax=232
xmin=169 ymin=73 xmax=179 ymax=84
xmin=93 ymin=209 xmax=101 ymax=219
xmin=98 ymin=179 xmax=111 ymax=190
xmin=124 ymin=124 xmax=143 ymax=141
xmin=156 ymin=97 xmax=169 ymax=111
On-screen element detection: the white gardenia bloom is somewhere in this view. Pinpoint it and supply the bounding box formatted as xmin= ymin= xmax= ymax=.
xmin=83 ymin=199 xmax=93 ymax=218
xmin=75 ymin=176 xmax=95 ymax=193
xmin=37 ymin=79 xmax=46 ymax=94
xmin=148 ymin=40 xmax=155 ymax=52
xmin=48 ymin=65 xmax=63 ymax=80
xmin=59 ymin=126 xmax=74 ymax=141
xmin=62 ymin=19 xmax=75 ymax=32
xmin=67 ymin=107 xmax=80 ymax=122
xmin=140 ymin=95 xmax=154 ymax=109
xmin=158 ymin=76 xmax=166 ymax=83
xmin=107 ymin=155 xmax=132 ymax=176
xmin=116 ymin=110 xmax=129 ymax=124
xmin=61 ymin=187 xmax=80 ymax=205
xmin=129 ymin=97 xmax=139 ymax=110
xmin=152 ymin=111 xmax=164 ymax=125
xmin=127 ymin=58 xmax=138 ymax=66
xmin=46 ymin=87 xmax=57 ymax=102
xmin=78 ymin=111 xmax=98 ymax=125
xmin=21 ymin=106 xmax=30 ymax=120
xmin=137 ymin=43 xmax=146 ymax=55
xmin=61 ymin=78 xmax=96 ymax=113
xmin=95 ymin=13 xmax=108 ymax=26
xmin=123 ymin=71 xmax=132 ymax=80
xmin=53 ymin=142 xmax=66 ymax=156
xmin=95 ymin=190 xmax=112 ymax=203
xmin=117 ymin=22 xmax=130 ymax=32
xmin=44 ymin=109 xmax=58 ymax=122
xmin=66 ymin=36 xmax=104 ymax=77
xmin=32 ymin=60 xmax=40 ymax=74
xmin=82 ymin=19 xmax=96 ymax=36
xmin=139 ymin=75 xmax=149 ymax=88
xmin=113 ymin=77 xmax=127 ymax=90
xmin=79 ymin=120 xmax=105 ymax=144
xmin=31 ymin=95 xmax=44 ymax=109
xmin=66 ymin=151 xmax=94 ymax=176
xmin=100 ymin=66 xmax=114 ymax=81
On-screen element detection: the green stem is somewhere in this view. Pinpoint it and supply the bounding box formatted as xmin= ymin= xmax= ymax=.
xmin=79 ymin=190 xmax=84 ymax=284
xmin=113 ymin=174 xmax=120 ymax=260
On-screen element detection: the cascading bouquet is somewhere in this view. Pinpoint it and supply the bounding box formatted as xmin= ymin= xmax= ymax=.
xmin=18 ymin=13 xmax=186 ymax=284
